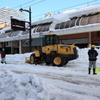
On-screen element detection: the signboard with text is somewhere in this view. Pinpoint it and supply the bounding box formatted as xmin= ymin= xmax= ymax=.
xmin=11 ymin=17 xmax=26 ymax=31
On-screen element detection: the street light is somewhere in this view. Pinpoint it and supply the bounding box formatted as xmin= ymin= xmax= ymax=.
xmin=19 ymin=7 xmax=32 ymax=52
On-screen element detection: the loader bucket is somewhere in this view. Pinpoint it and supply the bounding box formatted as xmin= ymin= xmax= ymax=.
xmin=26 ymin=57 xmax=31 ymax=63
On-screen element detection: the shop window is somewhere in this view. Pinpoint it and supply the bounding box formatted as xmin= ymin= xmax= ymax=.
xmin=35 ymin=24 xmax=51 ymax=32
xmin=59 ymin=22 xmax=65 ymax=29
xmin=80 ymin=17 xmax=89 ymax=25
xmin=34 ymin=26 xmax=39 ymax=33
xmin=10 ymin=31 xmax=20 ymax=37
xmin=22 ymin=30 xmax=29 ymax=35
xmin=55 ymin=24 xmax=61 ymax=29
xmin=64 ymin=21 xmax=70 ymax=28
xmin=75 ymin=18 xmax=81 ymax=26
xmin=69 ymin=19 xmax=76 ymax=27
xmin=0 ymin=32 xmax=12 ymax=38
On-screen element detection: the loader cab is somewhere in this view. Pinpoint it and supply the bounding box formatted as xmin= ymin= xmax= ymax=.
xmin=42 ymin=34 xmax=59 ymax=46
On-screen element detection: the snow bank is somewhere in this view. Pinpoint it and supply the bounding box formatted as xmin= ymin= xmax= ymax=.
xmin=65 ymin=47 xmax=100 ymax=67
xmin=4 ymin=47 xmax=100 ymax=66
xmin=5 ymin=52 xmax=33 ymax=64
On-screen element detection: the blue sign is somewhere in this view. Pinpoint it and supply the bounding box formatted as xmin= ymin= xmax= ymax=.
xmin=39 ymin=35 xmax=44 ymax=38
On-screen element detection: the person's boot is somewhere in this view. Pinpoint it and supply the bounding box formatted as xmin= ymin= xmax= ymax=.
xmin=88 ymin=68 xmax=91 ymax=74
xmin=4 ymin=61 xmax=7 ymax=64
xmin=93 ymin=68 xmax=97 ymax=75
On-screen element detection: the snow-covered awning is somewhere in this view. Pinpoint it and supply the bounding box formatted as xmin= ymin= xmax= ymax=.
xmin=0 ymin=23 xmax=100 ymax=42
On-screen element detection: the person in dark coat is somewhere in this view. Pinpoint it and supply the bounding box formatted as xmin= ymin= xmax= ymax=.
xmin=1 ymin=48 xmax=6 ymax=64
xmin=88 ymin=45 xmax=98 ymax=74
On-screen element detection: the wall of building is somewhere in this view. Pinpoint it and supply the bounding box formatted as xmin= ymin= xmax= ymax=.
xmin=92 ymin=31 xmax=100 ymax=45
xmin=58 ymin=33 xmax=89 ymax=48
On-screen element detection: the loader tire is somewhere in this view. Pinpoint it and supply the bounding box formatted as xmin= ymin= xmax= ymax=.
xmin=52 ymin=55 xmax=64 ymax=67
xmin=64 ymin=60 xmax=68 ymax=65
xmin=45 ymin=55 xmax=51 ymax=65
xmin=30 ymin=54 xmax=35 ymax=64
xmin=63 ymin=58 xmax=68 ymax=65
xmin=45 ymin=61 xmax=51 ymax=65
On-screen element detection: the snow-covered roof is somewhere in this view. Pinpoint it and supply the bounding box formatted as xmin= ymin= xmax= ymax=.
xmin=69 ymin=5 xmax=100 ymax=18
xmin=0 ymin=27 xmax=12 ymax=34
xmin=31 ymin=13 xmax=70 ymax=26
xmin=11 ymin=16 xmax=25 ymax=21
xmin=32 ymin=17 xmax=53 ymax=26
xmin=32 ymin=5 xmax=100 ymax=26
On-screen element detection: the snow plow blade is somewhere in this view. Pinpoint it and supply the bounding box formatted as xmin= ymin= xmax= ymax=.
xmin=26 ymin=57 xmax=31 ymax=63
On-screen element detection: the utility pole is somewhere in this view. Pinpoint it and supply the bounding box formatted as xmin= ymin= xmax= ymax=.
xmin=19 ymin=7 xmax=32 ymax=52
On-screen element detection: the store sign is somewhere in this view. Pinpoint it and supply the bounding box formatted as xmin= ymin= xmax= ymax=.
xmin=39 ymin=31 xmax=44 ymax=38
xmin=11 ymin=17 xmax=25 ymax=31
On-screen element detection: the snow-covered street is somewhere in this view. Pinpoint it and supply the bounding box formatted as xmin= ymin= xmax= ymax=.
xmin=0 ymin=47 xmax=100 ymax=100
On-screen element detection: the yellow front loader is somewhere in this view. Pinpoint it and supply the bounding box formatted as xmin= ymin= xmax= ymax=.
xmin=26 ymin=34 xmax=78 ymax=66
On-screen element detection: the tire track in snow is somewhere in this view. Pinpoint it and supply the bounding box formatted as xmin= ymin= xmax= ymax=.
xmin=11 ymin=70 xmax=100 ymax=86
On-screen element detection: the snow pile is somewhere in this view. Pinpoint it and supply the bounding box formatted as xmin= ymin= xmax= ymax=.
xmin=5 ymin=52 xmax=33 ymax=64
xmin=4 ymin=47 xmax=100 ymax=66
xmin=69 ymin=47 xmax=89 ymax=65
xmin=0 ymin=71 xmax=51 ymax=100
xmin=0 ymin=71 xmax=81 ymax=100
xmin=69 ymin=47 xmax=100 ymax=66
